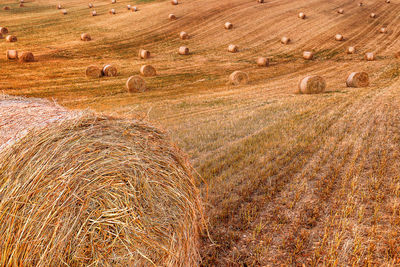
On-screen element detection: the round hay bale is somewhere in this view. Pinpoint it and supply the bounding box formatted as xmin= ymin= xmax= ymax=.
xmin=281 ymin=36 xmax=290 ymax=44
xmin=0 ymin=96 xmax=202 ymax=266
xmin=370 ymin=13 xmax=376 ymax=18
xmin=85 ymin=65 xmax=102 ymax=78
xmin=3 ymin=6 xmax=10 ymax=10
xmin=335 ymin=34 xmax=344 ymax=41
xmin=298 ymin=12 xmax=306 ymax=19
xmin=169 ymin=13 xmax=176 ymax=20
xmin=303 ymin=51 xmax=314 ymax=60
xmin=6 ymin=35 xmax=17 ymax=42
xmin=132 ymin=6 xmax=138 ymax=12
xmin=337 ymin=8 xmax=344 ymax=14
xmin=380 ymin=27 xmax=387 ymax=33
xmin=57 ymin=4 xmax=62 ymax=9
xmin=102 ymin=64 xmax=118 ymax=77
xmin=365 ymin=52 xmax=375 ymax=61
xmin=179 ymin=46 xmax=189 ymax=55
xmin=88 ymin=3 xmax=93 ymax=8
xmin=112 ymin=0 xmax=116 ymax=3
xmin=298 ymin=76 xmax=326 ymax=94
xmin=180 ymin=31 xmax=189 ymax=40
xmin=256 ymin=57 xmax=269 ymax=67
xmin=126 ymin=76 xmax=146 ymax=92
xmin=80 ymin=33 xmax=91 ymax=41
xmin=127 ymin=4 xmax=131 ymax=10
xmin=228 ymin=44 xmax=239 ymax=53
xmin=19 ymin=3 xmax=24 ymax=7
xmin=6 ymin=50 xmax=18 ymax=60
xmin=140 ymin=65 xmax=157 ymax=77
xmin=109 ymin=9 xmax=116 ymax=14
xmin=347 ymin=46 xmax=356 ymax=54
xmin=171 ymin=0 xmax=178 ymax=5
xmin=138 ymin=49 xmax=150 ymax=59
xmin=19 ymin=52 xmax=34 ymax=63
xmin=224 ymin=22 xmax=233 ymax=30
xmin=386 ymin=0 xmax=391 ymax=3
xmin=229 ymin=71 xmax=248 ymax=85
xmin=346 ymin=72 xmax=369 ymax=87
xmin=61 ymin=9 xmax=67 ymax=15
xmin=20 ymin=0 xmax=25 ymax=3
xmin=0 ymin=27 xmax=8 ymax=35
xmin=359 ymin=2 xmax=363 ymax=6
xmin=91 ymin=10 xmax=97 ymax=16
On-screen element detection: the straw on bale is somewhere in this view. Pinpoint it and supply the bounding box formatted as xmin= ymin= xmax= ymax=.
xmin=179 ymin=46 xmax=189 ymax=55
xmin=102 ymin=64 xmax=118 ymax=77
xmin=81 ymin=33 xmax=91 ymax=41
xmin=6 ymin=50 xmax=18 ymax=60
xmin=126 ymin=76 xmax=146 ymax=92
xmin=338 ymin=8 xmax=344 ymax=14
xmin=19 ymin=52 xmax=34 ymax=63
xmin=256 ymin=57 xmax=269 ymax=67
xmin=6 ymin=35 xmax=17 ymax=42
xmin=380 ymin=27 xmax=387 ymax=33
xmin=298 ymin=12 xmax=306 ymax=19
xmin=89 ymin=3 xmax=93 ymax=8
xmin=180 ymin=31 xmax=189 ymax=40
xmin=225 ymin=22 xmax=233 ymax=30
xmin=91 ymin=11 xmax=97 ymax=16
xmin=346 ymin=72 xmax=369 ymax=87
xmin=347 ymin=46 xmax=356 ymax=54
xmin=370 ymin=13 xmax=376 ymax=18
xmin=140 ymin=65 xmax=157 ymax=77
xmin=85 ymin=65 xmax=102 ymax=78
xmin=0 ymin=95 xmax=203 ymax=266
xmin=169 ymin=13 xmax=177 ymax=20
xmin=281 ymin=36 xmax=290 ymax=44
xmin=171 ymin=0 xmax=178 ymax=5
xmin=229 ymin=71 xmax=248 ymax=85
xmin=303 ymin=51 xmax=313 ymax=60
xmin=228 ymin=44 xmax=239 ymax=53
xmin=365 ymin=52 xmax=375 ymax=61
xmin=0 ymin=27 xmax=8 ymax=35
xmin=335 ymin=34 xmax=344 ymax=41
xmin=109 ymin=9 xmax=116 ymax=14
xmin=139 ymin=49 xmax=150 ymax=59
xmin=298 ymin=75 xmax=326 ymax=94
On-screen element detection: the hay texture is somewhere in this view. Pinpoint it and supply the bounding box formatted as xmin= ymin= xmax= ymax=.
xmin=85 ymin=65 xmax=102 ymax=78
xmin=0 ymin=95 xmax=202 ymax=266
xmin=6 ymin=50 xmax=18 ymax=60
xmin=229 ymin=71 xmax=248 ymax=85
xmin=81 ymin=33 xmax=91 ymax=41
xmin=256 ymin=57 xmax=269 ymax=67
xmin=298 ymin=75 xmax=326 ymax=94
xmin=179 ymin=46 xmax=189 ymax=55
xmin=6 ymin=35 xmax=17 ymax=42
xmin=140 ymin=65 xmax=157 ymax=77
xmin=139 ymin=49 xmax=150 ymax=59
xmin=126 ymin=76 xmax=146 ymax=92
xmin=19 ymin=52 xmax=34 ymax=63
xmin=102 ymin=64 xmax=118 ymax=77
xmin=346 ymin=72 xmax=369 ymax=87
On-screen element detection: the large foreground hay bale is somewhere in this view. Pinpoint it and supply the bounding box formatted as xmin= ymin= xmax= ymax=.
xmin=85 ymin=65 xmax=102 ymax=78
xmin=298 ymin=75 xmax=326 ymax=94
xmin=0 ymin=95 xmax=202 ymax=266
xmin=19 ymin=52 xmax=34 ymax=63
xmin=138 ymin=49 xmax=150 ymax=59
xmin=80 ymin=33 xmax=91 ymax=41
xmin=229 ymin=71 xmax=248 ymax=85
xmin=6 ymin=35 xmax=17 ymax=42
xmin=140 ymin=65 xmax=157 ymax=77
xmin=102 ymin=64 xmax=118 ymax=77
xmin=6 ymin=50 xmax=18 ymax=60
xmin=0 ymin=27 xmax=8 ymax=35
xmin=256 ymin=57 xmax=269 ymax=67
xmin=346 ymin=72 xmax=369 ymax=87
xmin=126 ymin=76 xmax=146 ymax=92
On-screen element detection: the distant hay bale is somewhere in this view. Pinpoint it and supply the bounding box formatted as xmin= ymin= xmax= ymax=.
xmin=112 ymin=0 xmax=116 ymax=3
xmin=80 ymin=33 xmax=91 ymax=41
xmin=127 ymin=4 xmax=131 ymax=10
xmin=140 ymin=65 xmax=157 ymax=77
xmin=91 ymin=10 xmax=97 ymax=16
xmin=180 ymin=31 xmax=189 ymax=40
xmin=109 ymin=9 xmax=116 ymax=15
xmin=126 ymin=76 xmax=146 ymax=92
xmin=335 ymin=34 xmax=344 ymax=41
xmin=179 ymin=46 xmax=189 ymax=55
xmin=6 ymin=35 xmax=17 ymax=42
xmin=365 ymin=52 xmax=375 ymax=61
xmin=85 ymin=65 xmax=102 ymax=78
xmin=359 ymin=2 xmax=363 ymax=6
xmin=19 ymin=3 xmax=24 ymax=7
xmin=256 ymin=57 xmax=269 ymax=67
xmin=20 ymin=0 xmax=25 ymax=2
xmin=303 ymin=51 xmax=314 ymax=60
xmin=337 ymin=8 xmax=344 ymax=14
xmin=228 ymin=44 xmax=239 ymax=53
xmin=346 ymin=72 xmax=369 ymax=87
xmin=19 ymin=52 xmax=34 ymax=63
xmin=138 ymin=49 xmax=150 ymax=59
xmin=169 ymin=14 xmax=177 ymax=20
xmin=61 ymin=9 xmax=67 ymax=15
xmin=346 ymin=46 xmax=356 ymax=54
xmin=0 ymin=95 xmax=202 ymax=266
xmin=224 ymin=22 xmax=233 ymax=30
xmin=380 ymin=27 xmax=387 ymax=33
xmin=298 ymin=12 xmax=306 ymax=19
xmin=3 ymin=6 xmax=10 ymax=10
xmin=102 ymin=64 xmax=118 ymax=77
xmin=171 ymin=0 xmax=178 ymax=5
xmin=132 ymin=6 xmax=138 ymax=12
xmin=370 ymin=13 xmax=376 ymax=18
xmin=386 ymin=0 xmax=391 ymax=3
xmin=281 ymin=36 xmax=290 ymax=44
xmin=57 ymin=4 xmax=62 ymax=9
xmin=258 ymin=0 xmax=265 ymax=3
xmin=6 ymin=50 xmax=18 ymax=60
xmin=298 ymin=76 xmax=326 ymax=94
xmin=88 ymin=3 xmax=93 ymax=8
xmin=229 ymin=71 xmax=248 ymax=85
xmin=0 ymin=27 xmax=8 ymax=35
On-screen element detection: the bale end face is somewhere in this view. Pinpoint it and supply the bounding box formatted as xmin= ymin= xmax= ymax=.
xmin=0 ymin=27 xmax=9 ymax=35
xmin=6 ymin=35 xmax=17 ymax=42
xmin=139 ymin=49 xmax=150 ymax=59
xmin=19 ymin=52 xmax=34 ymax=63
xmin=224 ymin=22 xmax=233 ymax=30
xmin=102 ymin=65 xmax=118 ymax=77
xmin=6 ymin=50 xmax=18 ymax=60
xmin=180 ymin=31 xmax=189 ymax=40
xmin=346 ymin=72 xmax=369 ymax=88
xmin=229 ymin=71 xmax=249 ymax=85
xmin=140 ymin=65 xmax=157 ymax=77
xmin=228 ymin=45 xmax=238 ymax=53
xmin=126 ymin=76 xmax=146 ymax=92
xmin=298 ymin=76 xmax=326 ymax=94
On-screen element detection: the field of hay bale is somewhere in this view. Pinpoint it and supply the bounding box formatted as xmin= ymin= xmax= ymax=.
xmin=1 ymin=0 xmax=400 ymax=265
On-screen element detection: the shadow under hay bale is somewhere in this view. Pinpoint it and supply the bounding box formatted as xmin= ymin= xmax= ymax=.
xmin=0 ymin=95 xmax=203 ymax=266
